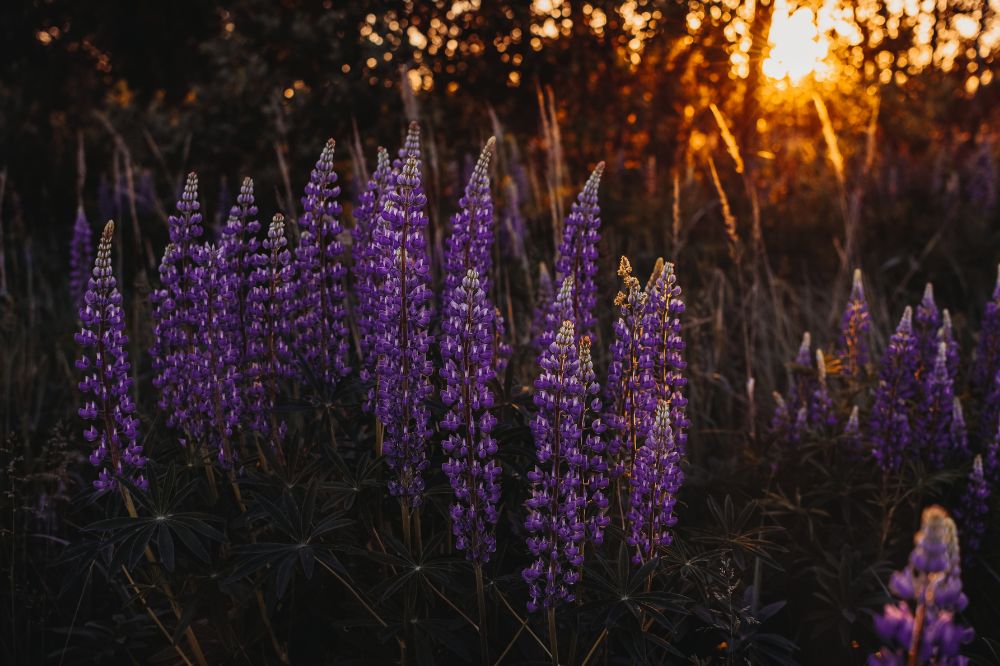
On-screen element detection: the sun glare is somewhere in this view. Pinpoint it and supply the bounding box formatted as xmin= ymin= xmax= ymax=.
xmin=762 ymin=0 xmax=831 ymax=84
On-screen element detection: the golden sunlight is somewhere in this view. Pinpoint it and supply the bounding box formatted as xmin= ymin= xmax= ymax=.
xmin=762 ymin=0 xmax=831 ymax=84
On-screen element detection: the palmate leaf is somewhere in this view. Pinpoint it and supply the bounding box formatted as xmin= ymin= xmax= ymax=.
xmin=85 ymin=471 xmax=225 ymax=572
xmin=228 ymin=481 xmax=352 ymax=601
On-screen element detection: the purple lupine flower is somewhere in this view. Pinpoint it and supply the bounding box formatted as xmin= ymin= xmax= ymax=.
xmin=770 ymin=392 xmax=799 ymax=445
xmin=189 ymin=243 xmax=243 ymax=467
xmin=442 ymin=138 xmax=510 ymax=375
xmin=577 ymin=337 xmax=609 ymax=545
xmin=837 ymin=269 xmax=872 ymax=378
xmin=245 ymin=213 xmax=296 ymax=442
xmin=921 ymin=342 xmax=957 ymax=469
xmin=440 ymin=269 xmax=500 ymax=562
xmin=871 ymin=307 xmax=919 ymax=473
xmin=809 ymin=350 xmax=837 ymax=429
xmin=973 ymin=264 xmax=1000 ymax=390
xmin=523 ymin=319 xmax=587 ymax=611
xmin=538 ymin=275 xmax=576 ymax=351
xmin=937 ymin=310 xmax=960 ymax=381
xmin=293 ymin=139 xmax=351 ymax=387
xmin=605 ymin=257 xmax=655 ymax=477
xmin=915 ymin=283 xmax=942 ymax=372
xmin=954 ymin=455 xmax=990 ymax=555
xmin=219 ymin=176 xmax=261 ymax=364
xmin=869 ymin=505 xmax=973 ymax=665
xmin=75 ymin=221 xmax=145 ymax=491
xmin=374 ymin=123 xmax=435 ymax=507
xmin=643 ymin=260 xmax=689 ymax=453
xmin=782 ymin=332 xmax=817 ymax=427
xmin=549 ymin=163 xmax=604 ymax=341
xmin=151 ymin=172 xmax=206 ymax=436
xmin=69 ymin=206 xmax=93 ymax=308
xmin=626 ymin=399 xmax=682 ymax=564
xmin=353 ymin=147 xmax=393 ymax=367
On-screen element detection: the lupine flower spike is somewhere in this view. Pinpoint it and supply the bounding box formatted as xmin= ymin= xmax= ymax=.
xmin=354 ymin=146 xmax=392 ymax=369
xmin=921 ymin=342 xmax=957 ymax=469
xmin=576 ymin=336 xmax=609 ymax=546
xmin=374 ymin=123 xmax=435 ymax=507
xmin=871 ymin=307 xmax=919 ymax=472
xmin=643 ymin=260 xmax=688 ymax=453
xmin=954 ymin=455 xmax=990 ymax=555
xmin=294 ymin=139 xmax=351 ymax=387
xmin=869 ymin=505 xmax=974 ymax=665
xmin=810 ymin=350 xmax=836 ymax=429
xmin=246 ymin=214 xmax=296 ymax=442
xmin=837 ymin=268 xmax=872 ymax=378
xmin=843 ymin=405 xmax=862 ymax=456
xmin=548 ymin=163 xmax=604 ymax=341
xmin=75 ymin=221 xmax=145 ymax=491
xmin=915 ymin=282 xmax=942 ymax=372
xmin=973 ymin=264 xmax=1000 ymax=389
xmin=69 ymin=205 xmax=93 ymax=308
xmin=524 ymin=320 xmax=586 ymax=611
xmin=440 ymin=269 xmax=500 ymax=562
xmin=151 ymin=172 xmax=206 ymax=437
xmin=937 ymin=310 xmax=959 ymax=381
xmin=626 ymin=400 xmax=682 ymax=564
xmin=219 ymin=176 xmax=261 ymax=365
xmin=605 ymin=256 xmax=654 ymax=477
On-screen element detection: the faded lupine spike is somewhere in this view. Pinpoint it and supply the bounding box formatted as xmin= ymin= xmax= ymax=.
xmin=293 ymin=139 xmax=351 ymax=387
xmin=69 ymin=205 xmax=93 ymax=308
xmin=836 ymin=268 xmax=871 ymax=378
xmin=75 ymin=221 xmax=145 ymax=491
xmin=626 ymin=399 xmax=682 ymax=564
xmin=809 ymin=349 xmax=836 ymax=429
xmin=843 ymin=405 xmax=861 ymax=455
xmin=795 ymin=332 xmax=812 ymax=366
xmin=605 ymin=255 xmax=655 ymax=477
xmin=870 ymin=307 xmax=919 ymax=472
xmin=643 ymin=260 xmax=689 ymax=453
xmin=869 ymin=506 xmax=973 ymax=665
xmin=523 ymin=319 xmax=587 ymax=611
xmin=374 ymin=141 xmax=435 ymax=507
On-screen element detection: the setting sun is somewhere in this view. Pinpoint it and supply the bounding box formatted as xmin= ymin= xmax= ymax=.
xmin=762 ymin=0 xmax=831 ymax=84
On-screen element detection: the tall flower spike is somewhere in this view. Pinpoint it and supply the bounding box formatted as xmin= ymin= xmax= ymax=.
xmin=643 ymin=260 xmax=689 ymax=453
xmin=973 ymin=264 xmax=1000 ymax=389
xmin=442 ymin=137 xmax=510 ymax=374
xmin=920 ymin=342 xmax=957 ymax=469
xmin=627 ymin=400 xmax=682 ymax=564
xmin=219 ymin=176 xmax=261 ymax=365
xmin=915 ymin=282 xmax=942 ymax=372
xmin=69 ymin=205 xmax=93 ymax=308
xmin=374 ymin=127 xmax=435 ymax=507
xmin=843 ymin=405 xmax=862 ymax=456
xmin=246 ymin=214 xmax=296 ymax=441
xmin=837 ymin=269 xmax=872 ymax=378
xmin=954 ymin=455 xmax=990 ymax=555
xmin=293 ymin=139 xmax=351 ymax=387
xmin=809 ymin=350 xmax=837 ymax=429
xmin=440 ymin=269 xmax=500 ymax=563
xmin=870 ymin=307 xmax=919 ymax=472
xmin=787 ymin=331 xmax=816 ymax=420
xmin=550 ymin=163 xmax=604 ymax=340
xmin=354 ymin=146 xmax=393 ymax=368
xmin=151 ymin=172 xmax=205 ymax=436
xmin=75 ymin=221 xmax=145 ymax=491
xmin=577 ymin=336 xmax=609 ymax=545
xmin=937 ymin=310 xmax=960 ymax=381
xmin=869 ymin=506 xmax=973 ymax=665
xmin=538 ymin=275 xmax=576 ymax=350
xmin=190 ymin=244 xmax=243 ymax=467
xmin=523 ymin=320 xmax=587 ymax=612
xmin=605 ymin=256 xmax=655 ymax=477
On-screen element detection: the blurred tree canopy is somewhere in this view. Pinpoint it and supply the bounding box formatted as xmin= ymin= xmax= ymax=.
xmin=1 ymin=0 xmax=997 ymax=280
